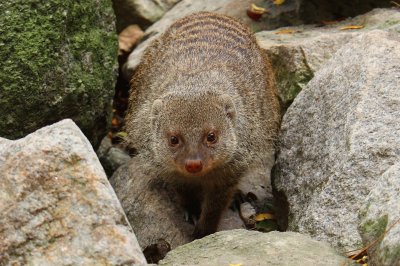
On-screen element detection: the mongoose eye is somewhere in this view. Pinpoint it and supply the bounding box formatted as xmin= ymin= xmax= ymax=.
xmin=206 ymin=132 xmax=217 ymax=143
xmin=170 ymin=136 xmax=179 ymax=146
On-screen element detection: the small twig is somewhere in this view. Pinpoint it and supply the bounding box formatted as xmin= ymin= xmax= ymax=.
xmin=391 ymin=1 xmax=400 ymax=8
xmin=345 ymin=216 xmax=400 ymax=261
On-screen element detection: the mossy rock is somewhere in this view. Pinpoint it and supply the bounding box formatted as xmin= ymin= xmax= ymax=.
xmin=0 ymin=0 xmax=117 ymax=147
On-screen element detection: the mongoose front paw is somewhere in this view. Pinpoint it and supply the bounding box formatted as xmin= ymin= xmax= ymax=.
xmin=192 ymin=223 xmax=216 ymax=239
xmin=184 ymin=210 xmax=198 ymax=225
xmin=192 ymin=226 xmax=207 ymax=239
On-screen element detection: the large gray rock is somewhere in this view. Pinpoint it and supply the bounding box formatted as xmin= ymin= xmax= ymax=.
xmin=0 ymin=1 xmax=117 ymax=147
xmin=0 ymin=119 xmax=146 ymax=265
xmin=112 ymin=0 xmax=181 ymax=32
xmin=359 ymin=162 xmax=400 ymax=266
xmin=257 ymin=8 xmax=400 ymax=108
xmin=159 ymin=229 xmax=350 ymax=266
xmin=274 ymin=30 xmax=400 ymax=253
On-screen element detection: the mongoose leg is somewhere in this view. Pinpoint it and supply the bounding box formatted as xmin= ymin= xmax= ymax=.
xmin=192 ymin=184 xmax=236 ymax=239
xmin=176 ymin=184 xmax=202 ymax=224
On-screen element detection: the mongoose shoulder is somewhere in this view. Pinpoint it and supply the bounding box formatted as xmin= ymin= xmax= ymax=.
xmin=126 ymin=12 xmax=280 ymax=238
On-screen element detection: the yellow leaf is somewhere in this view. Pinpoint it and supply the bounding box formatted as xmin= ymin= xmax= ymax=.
xmin=273 ymin=0 xmax=285 ymax=5
xmin=250 ymin=3 xmax=268 ymax=14
xmin=255 ymin=213 xmax=275 ymax=221
xmin=321 ymin=20 xmax=340 ymax=25
xmin=274 ymin=28 xmax=296 ymax=34
xmin=340 ymin=25 xmax=364 ymax=30
xmin=229 ymin=264 xmax=242 ymax=266
xmin=115 ymin=131 xmax=128 ymax=138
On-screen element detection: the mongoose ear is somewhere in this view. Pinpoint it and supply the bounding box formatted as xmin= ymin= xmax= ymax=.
xmin=151 ymin=99 xmax=163 ymax=126
xmin=221 ymin=94 xmax=236 ymax=121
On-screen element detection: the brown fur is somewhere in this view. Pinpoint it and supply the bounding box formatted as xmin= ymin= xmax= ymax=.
xmin=126 ymin=12 xmax=280 ymax=238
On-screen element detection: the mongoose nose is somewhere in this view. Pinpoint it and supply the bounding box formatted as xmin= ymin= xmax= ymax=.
xmin=185 ymin=159 xmax=203 ymax=173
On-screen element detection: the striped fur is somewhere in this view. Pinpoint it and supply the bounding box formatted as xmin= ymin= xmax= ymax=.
xmin=125 ymin=12 xmax=281 ymax=238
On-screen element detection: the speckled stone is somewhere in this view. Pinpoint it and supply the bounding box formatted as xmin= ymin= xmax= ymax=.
xmin=0 ymin=119 xmax=146 ymax=265
xmin=274 ymin=30 xmax=400 ymax=251
xmin=159 ymin=229 xmax=350 ymax=266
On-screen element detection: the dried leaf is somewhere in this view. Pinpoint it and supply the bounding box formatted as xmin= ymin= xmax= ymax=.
xmin=118 ymin=25 xmax=144 ymax=55
xmin=274 ymin=28 xmax=296 ymax=34
xmin=112 ymin=117 xmax=119 ymax=126
xmin=247 ymin=3 xmax=268 ymax=21
xmin=321 ymin=20 xmax=340 ymax=25
xmin=273 ymin=0 xmax=285 ymax=5
xmin=391 ymin=1 xmax=400 ymax=8
xmin=250 ymin=3 xmax=268 ymax=14
xmin=340 ymin=25 xmax=364 ymax=30
xmin=255 ymin=213 xmax=275 ymax=221
xmin=229 ymin=264 xmax=242 ymax=266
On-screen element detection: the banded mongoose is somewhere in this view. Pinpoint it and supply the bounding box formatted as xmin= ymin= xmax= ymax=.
xmin=126 ymin=12 xmax=280 ymax=239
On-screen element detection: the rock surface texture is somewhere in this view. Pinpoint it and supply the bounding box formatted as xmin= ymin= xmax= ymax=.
xmin=112 ymin=0 xmax=181 ymax=32
xmin=0 ymin=119 xmax=146 ymax=265
xmin=274 ymin=30 xmax=400 ymax=254
xmin=257 ymin=8 xmax=400 ymax=108
xmin=0 ymin=0 xmax=116 ymax=147
xmin=359 ymin=162 xmax=400 ymax=265
xmin=158 ymin=229 xmax=350 ymax=266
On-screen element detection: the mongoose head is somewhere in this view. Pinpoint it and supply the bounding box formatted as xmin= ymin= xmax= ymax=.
xmin=150 ymin=91 xmax=238 ymax=177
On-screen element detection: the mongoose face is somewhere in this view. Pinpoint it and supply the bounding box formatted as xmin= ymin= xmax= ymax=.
xmin=151 ymin=91 xmax=237 ymax=178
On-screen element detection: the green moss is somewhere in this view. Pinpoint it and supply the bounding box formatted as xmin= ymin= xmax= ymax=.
xmin=269 ymin=49 xmax=314 ymax=109
xmin=0 ymin=0 xmax=116 ymax=146
xmin=380 ymin=244 xmax=400 ymax=265
xmin=360 ymin=214 xmax=388 ymax=240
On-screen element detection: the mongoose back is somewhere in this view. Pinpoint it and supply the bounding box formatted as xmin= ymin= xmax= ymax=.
xmin=126 ymin=12 xmax=280 ymax=238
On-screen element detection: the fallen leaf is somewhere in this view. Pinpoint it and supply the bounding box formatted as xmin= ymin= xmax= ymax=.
xmin=115 ymin=131 xmax=128 ymax=138
xmin=118 ymin=25 xmax=144 ymax=55
xmin=255 ymin=213 xmax=275 ymax=221
xmin=112 ymin=117 xmax=119 ymax=127
xmin=391 ymin=1 xmax=400 ymax=8
xmin=321 ymin=20 xmax=340 ymax=25
xmin=273 ymin=0 xmax=285 ymax=5
xmin=247 ymin=3 xmax=268 ymax=21
xmin=340 ymin=25 xmax=364 ymax=30
xmin=274 ymin=28 xmax=296 ymax=34
xmin=229 ymin=264 xmax=242 ymax=266
xmin=250 ymin=3 xmax=268 ymax=14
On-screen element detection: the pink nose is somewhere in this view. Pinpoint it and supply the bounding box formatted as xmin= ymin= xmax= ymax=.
xmin=185 ymin=159 xmax=203 ymax=173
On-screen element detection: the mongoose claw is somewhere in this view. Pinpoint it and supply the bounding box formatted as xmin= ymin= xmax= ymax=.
xmin=184 ymin=210 xmax=198 ymax=225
